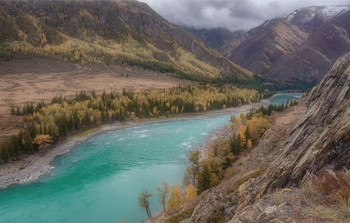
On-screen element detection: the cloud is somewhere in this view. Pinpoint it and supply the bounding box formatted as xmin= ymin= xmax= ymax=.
xmin=140 ymin=0 xmax=350 ymax=31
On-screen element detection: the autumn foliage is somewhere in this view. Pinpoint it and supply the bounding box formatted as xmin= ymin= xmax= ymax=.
xmin=166 ymin=183 xmax=184 ymax=210
xmin=192 ymin=99 xmax=299 ymax=194
xmin=185 ymin=184 xmax=197 ymax=201
xmin=32 ymin=135 xmax=52 ymax=151
xmin=0 ymin=86 xmax=261 ymax=163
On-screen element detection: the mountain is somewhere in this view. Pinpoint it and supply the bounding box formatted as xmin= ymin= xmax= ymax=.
xmin=0 ymin=0 xmax=251 ymax=83
xmin=229 ymin=5 xmax=350 ymax=83
xmin=187 ymin=5 xmax=350 ymax=85
xmin=184 ymin=52 xmax=350 ymax=222
xmin=184 ymin=27 xmax=244 ymax=57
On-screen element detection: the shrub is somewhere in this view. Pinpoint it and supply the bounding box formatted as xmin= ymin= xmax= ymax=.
xmin=316 ymin=171 xmax=350 ymax=204
xmin=164 ymin=208 xmax=194 ymax=223
xmin=235 ymin=169 xmax=267 ymax=187
xmin=343 ymin=128 xmax=350 ymax=142
xmin=316 ymin=172 xmax=340 ymax=196
xmin=208 ymin=206 xmax=224 ymax=223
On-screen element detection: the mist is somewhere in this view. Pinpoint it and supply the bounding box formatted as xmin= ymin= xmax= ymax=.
xmin=141 ymin=0 xmax=350 ymax=31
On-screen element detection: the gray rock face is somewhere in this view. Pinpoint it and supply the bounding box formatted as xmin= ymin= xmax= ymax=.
xmin=187 ymin=52 xmax=350 ymax=222
xmin=259 ymin=52 xmax=350 ymax=195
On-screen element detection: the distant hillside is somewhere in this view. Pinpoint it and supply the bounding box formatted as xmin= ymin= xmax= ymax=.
xmin=265 ymin=9 xmax=350 ymax=82
xmin=184 ymin=27 xmax=244 ymax=57
xmin=188 ymin=5 xmax=350 ymax=85
xmin=0 ymin=0 xmax=251 ymax=83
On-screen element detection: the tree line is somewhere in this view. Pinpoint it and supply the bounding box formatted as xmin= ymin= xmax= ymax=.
xmin=184 ymin=99 xmax=299 ymax=195
xmin=0 ymin=85 xmax=262 ymax=163
xmin=138 ymin=98 xmax=299 ymax=221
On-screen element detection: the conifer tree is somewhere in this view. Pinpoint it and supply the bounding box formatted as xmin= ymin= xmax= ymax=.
xmin=198 ymin=164 xmax=211 ymax=194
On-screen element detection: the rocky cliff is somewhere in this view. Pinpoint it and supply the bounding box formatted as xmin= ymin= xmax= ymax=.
xmin=187 ymin=52 xmax=350 ymax=222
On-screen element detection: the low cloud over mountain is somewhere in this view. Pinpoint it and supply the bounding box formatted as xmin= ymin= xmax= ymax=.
xmin=141 ymin=0 xmax=350 ymax=31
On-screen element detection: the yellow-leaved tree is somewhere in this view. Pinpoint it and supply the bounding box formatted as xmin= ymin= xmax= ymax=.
xmin=185 ymin=184 xmax=197 ymax=201
xmin=32 ymin=135 xmax=52 ymax=152
xmin=246 ymin=139 xmax=253 ymax=150
xmin=166 ymin=183 xmax=184 ymax=210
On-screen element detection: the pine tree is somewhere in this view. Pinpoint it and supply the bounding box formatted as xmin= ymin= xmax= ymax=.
xmin=188 ymin=150 xmax=200 ymax=187
xmin=16 ymin=106 xmax=20 ymax=116
xmin=267 ymin=105 xmax=273 ymax=116
xmin=198 ymin=164 xmax=211 ymax=194
xmin=236 ymin=134 xmax=242 ymax=152
xmin=245 ymin=125 xmax=251 ymax=142
xmin=1 ymin=143 xmax=10 ymax=162
xmin=230 ymin=133 xmax=240 ymax=155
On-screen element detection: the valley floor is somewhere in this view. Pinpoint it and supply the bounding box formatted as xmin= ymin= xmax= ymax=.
xmin=0 ymin=58 xmax=196 ymax=142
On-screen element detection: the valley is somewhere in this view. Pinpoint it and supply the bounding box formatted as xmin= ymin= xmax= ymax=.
xmin=0 ymin=93 xmax=299 ymax=223
xmin=0 ymin=57 xmax=195 ymax=141
xmin=0 ymin=0 xmax=349 ymax=223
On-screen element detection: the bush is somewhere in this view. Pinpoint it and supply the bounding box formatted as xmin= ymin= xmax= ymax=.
xmin=164 ymin=208 xmax=194 ymax=223
xmin=316 ymin=171 xmax=350 ymax=202
xmin=235 ymin=169 xmax=267 ymax=187
xmin=343 ymin=128 xmax=350 ymax=142
xmin=208 ymin=206 xmax=224 ymax=223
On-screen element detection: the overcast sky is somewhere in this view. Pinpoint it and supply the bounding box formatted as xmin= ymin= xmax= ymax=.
xmin=140 ymin=0 xmax=350 ymax=31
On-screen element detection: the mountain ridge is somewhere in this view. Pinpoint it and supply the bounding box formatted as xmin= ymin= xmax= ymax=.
xmin=0 ymin=0 xmax=251 ymax=83
xmin=187 ymin=5 xmax=350 ymax=84
xmin=175 ymin=50 xmax=350 ymax=223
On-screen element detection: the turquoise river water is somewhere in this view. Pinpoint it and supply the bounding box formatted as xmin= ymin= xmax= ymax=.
xmin=0 ymin=94 xmax=302 ymax=223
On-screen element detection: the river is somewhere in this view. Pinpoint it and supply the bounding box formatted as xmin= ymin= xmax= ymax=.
xmin=0 ymin=93 xmax=302 ymax=223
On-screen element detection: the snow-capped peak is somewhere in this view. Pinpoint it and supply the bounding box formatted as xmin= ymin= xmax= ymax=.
xmin=287 ymin=5 xmax=350 ymax=22
xmin=321 ymin=5 xmax=350 ymax=19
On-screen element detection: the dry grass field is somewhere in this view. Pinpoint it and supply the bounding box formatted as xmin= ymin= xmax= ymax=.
xmin=0 ymin=58 xmax=196 ymax=141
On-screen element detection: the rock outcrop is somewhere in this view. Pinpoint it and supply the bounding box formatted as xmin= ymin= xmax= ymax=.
xmin=256 ymin=51 xmax=350 ymax=194
xmin=188 ymin=52 xmax=350 ymax=222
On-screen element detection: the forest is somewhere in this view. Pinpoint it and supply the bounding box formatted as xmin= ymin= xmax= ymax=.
xmin=0 ymin=85 xmax=263 ymax=163
xmin=183 ymin=99 xmax=299 ymax=195
xmin=136 ymin=98 xmax=299 ymax=221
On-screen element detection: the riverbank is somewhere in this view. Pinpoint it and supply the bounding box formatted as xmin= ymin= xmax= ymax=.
xmin=148 ymin=98 xmax=307 ymax=223
xmin=0 ymin=98 xmax=274 ymax=189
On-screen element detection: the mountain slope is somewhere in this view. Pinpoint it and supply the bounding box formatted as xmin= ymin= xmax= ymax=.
xmin=187 ymin=52 xmax=350 ymax=222
xmin=0 ymin=0 xmax=251 ymax=82
xmin=187 ymin=5 xmax=350 ymax=84
xmin=266 ymin=10 xmax=350 ymax=82
xmin=229 ymin=5 xmax=350 ymax=83
xmin=229 ymin=18 xmax=309 ymax=75
xmin=184 ymin=27 xmax=245 ymax=57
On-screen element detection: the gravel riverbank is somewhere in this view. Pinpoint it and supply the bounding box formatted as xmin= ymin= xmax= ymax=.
xmin=0 ymin=98 xmax=272 ymax=189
